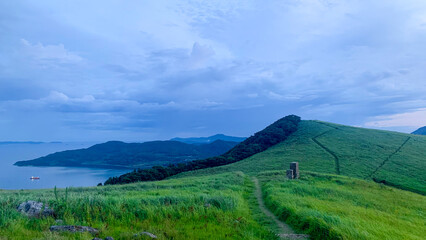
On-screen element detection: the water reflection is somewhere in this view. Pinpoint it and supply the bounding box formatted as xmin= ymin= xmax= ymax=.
xmin=0 ymin=143 xmax=129 ymax=190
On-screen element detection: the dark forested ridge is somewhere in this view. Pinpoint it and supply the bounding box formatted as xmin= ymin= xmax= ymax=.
xmin=412 ymin=126 xmax=426 ymax=135
xmin=14 ymin=140 xmax=238 ymax=169
xmin=105 ymin=115 xmax=301 ymax=185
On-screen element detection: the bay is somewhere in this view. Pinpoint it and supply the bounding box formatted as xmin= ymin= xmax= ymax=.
xmin=0 ymin=142 xmax=129 ymax=190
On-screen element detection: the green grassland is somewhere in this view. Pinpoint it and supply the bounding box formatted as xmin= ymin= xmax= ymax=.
xmin=171 ymin=120 xmax=426 ymax=239
xmin=259 ymin=171 xmax=425 ymax=240
xmin=1 ymin=119 xmax=425 ymax=239
xmin=0 ymin=172 xmax=276 ymax=240
xmin=175 ymin=120 xmax=426 ymax=194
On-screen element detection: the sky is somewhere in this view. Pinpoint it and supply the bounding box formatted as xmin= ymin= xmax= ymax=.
xmin=1 ymin=0 xmax=425 ymax=142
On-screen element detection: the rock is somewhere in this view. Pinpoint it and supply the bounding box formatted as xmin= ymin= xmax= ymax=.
xmin=92 ymin=238 xmax=103 ymax=240
xmin=105 ymin=237 xmax=114 ymax=240
xmin=49 ymin=225 xmax=99 ymax=235
xmin=133 ymin=232 xmax=157 ymax=239
xmin=16 ymin=201 xmax=54 ymax=218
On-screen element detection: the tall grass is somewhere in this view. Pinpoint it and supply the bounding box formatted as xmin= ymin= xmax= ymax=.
xmin=259 ymin=171 xmax=426 ymax=240
xmin=0 ymin=172 xmax=275 ymax=240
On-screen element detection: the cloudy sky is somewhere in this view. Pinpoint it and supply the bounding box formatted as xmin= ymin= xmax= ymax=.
xmin=1 ymin=0 xmax=425 ymax=142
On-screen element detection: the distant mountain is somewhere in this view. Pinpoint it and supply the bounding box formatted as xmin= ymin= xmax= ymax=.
xmin=14 ymin=140 xmax=238 ymax=169
xmin=0 ymin=141 xmax=62 ymax=145
xmin=412 ymin=126 xmax=426 ymax=135
xmin=171 ymin=134 xmax=246 ymax=144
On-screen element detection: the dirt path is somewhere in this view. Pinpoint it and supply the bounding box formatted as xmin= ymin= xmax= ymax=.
xmin=252 ymin=177 xmax=309 ymax=240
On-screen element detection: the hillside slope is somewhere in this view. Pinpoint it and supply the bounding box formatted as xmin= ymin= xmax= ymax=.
xmin=14 ymin=140 xmax=238 ymax=169
xmin=1 ymin=118 xmax=425 ymax=240
xmin=105 ymin=115 xmax=301 ymax=184
xmin=176 ymin=120 xmax=426 ymax=194
xmin=260 ymin=171 xmax=425 ymax=240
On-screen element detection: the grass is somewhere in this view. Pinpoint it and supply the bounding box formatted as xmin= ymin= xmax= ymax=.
xmin=173 ymin=121 xmax=336 ymax=178
xmin=259 ymin=171 xmax=426 ymax=240
xmin=1 ymin=119 xmax=425 ymax=239
xmin=175 ymin=120 xmax=426 ymax=194
xmin=0 ymin=172 xmax=276 ymax=240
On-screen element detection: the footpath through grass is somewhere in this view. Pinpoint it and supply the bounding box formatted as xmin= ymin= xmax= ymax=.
xmin=259 ymin=171 xmax=426 ymax=240
xmin=0 ymin=172 xmax=276 ymax=240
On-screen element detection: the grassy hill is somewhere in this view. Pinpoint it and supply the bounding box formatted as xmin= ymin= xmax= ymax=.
xmin=1 ymin=117 xmax=425 ymax=239
xmin=176 ymin=120 xmax=426 ymax=194
xmin=14 ymin=140 xmax=238 ymax=169
xmin=105 ymin=115 xmax=301 ymax=184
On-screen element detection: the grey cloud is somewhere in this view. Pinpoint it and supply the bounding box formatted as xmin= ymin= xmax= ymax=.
xmin=1 ymin=0 xmax=426 ymax=141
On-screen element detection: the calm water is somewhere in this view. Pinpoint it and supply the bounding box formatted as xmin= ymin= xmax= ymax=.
xmin=0 ymin=143 xmax=129 ymax=190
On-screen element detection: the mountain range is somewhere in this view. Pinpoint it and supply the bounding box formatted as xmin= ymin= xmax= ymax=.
xmin=14 ymin=139 xmax=239 ymax=169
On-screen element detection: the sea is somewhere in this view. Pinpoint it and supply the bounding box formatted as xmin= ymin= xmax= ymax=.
xmin=0 ymin=142 xmax=129 ymax=190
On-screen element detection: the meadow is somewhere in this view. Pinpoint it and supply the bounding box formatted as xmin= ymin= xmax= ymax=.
xmin=1 ymin=119 xmax=425 ymax=239
xmin=175 ymin=120 xmax=426 ymax=194
xmin=0 ymin=172 xmax=276 ymax=240
xmin=259 ymin=171 xmax=426 ymax=240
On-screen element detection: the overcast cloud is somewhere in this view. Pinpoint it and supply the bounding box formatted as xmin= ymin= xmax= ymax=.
xmin=1 ymin=0 xmax=425 ymax=141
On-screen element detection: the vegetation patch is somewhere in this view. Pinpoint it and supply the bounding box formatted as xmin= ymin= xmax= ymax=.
xmin=259 ymin=171 xmax=426 ymax=240
xmin=0 ymin=172 xmax=276 ymax=240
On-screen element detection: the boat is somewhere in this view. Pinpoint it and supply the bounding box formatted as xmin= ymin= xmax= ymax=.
xmin=30 ymin=176 xmax=40 ymax=180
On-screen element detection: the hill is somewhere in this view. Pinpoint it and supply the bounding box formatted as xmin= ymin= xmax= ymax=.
xmin=1 ymin=116 xmax=425 ymax=239
xmin=171 ymin=134 xmax=246 ymax=144
xmin=412 ymin=126 xmax=426 ymax=135
xmin=176 ymin=120 xmax=426 ymax=195
xmin=104 ymin=115 xmax=301 ymax=184
xmin=14 ymin=140 xmax=238 ymax=169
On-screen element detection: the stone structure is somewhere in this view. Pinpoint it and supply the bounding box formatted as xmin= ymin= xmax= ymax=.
xmin=286 ymin=162 xmax=299 ymax=179
xmin=286 ymin=169 xmax=294 ymax=179
xmin=290 ymin=162 xmax=299 ymax=179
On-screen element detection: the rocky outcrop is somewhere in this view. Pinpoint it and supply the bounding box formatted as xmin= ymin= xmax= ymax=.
xmin=16 ymin=201 xmax=54 ymax=218
xmin=133 ymin=232 xmax=157 ymax=239
xmin=49 ymin=225 xmax=99 ymax=234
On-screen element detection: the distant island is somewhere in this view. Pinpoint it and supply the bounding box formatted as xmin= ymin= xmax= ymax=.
xmin=412 ymin=126 xmax=426 ymax=135
xmin=14 ymin=139 xmax=239 ymax=169
xmin=171 ymin=134 xmax=246 ymax=144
